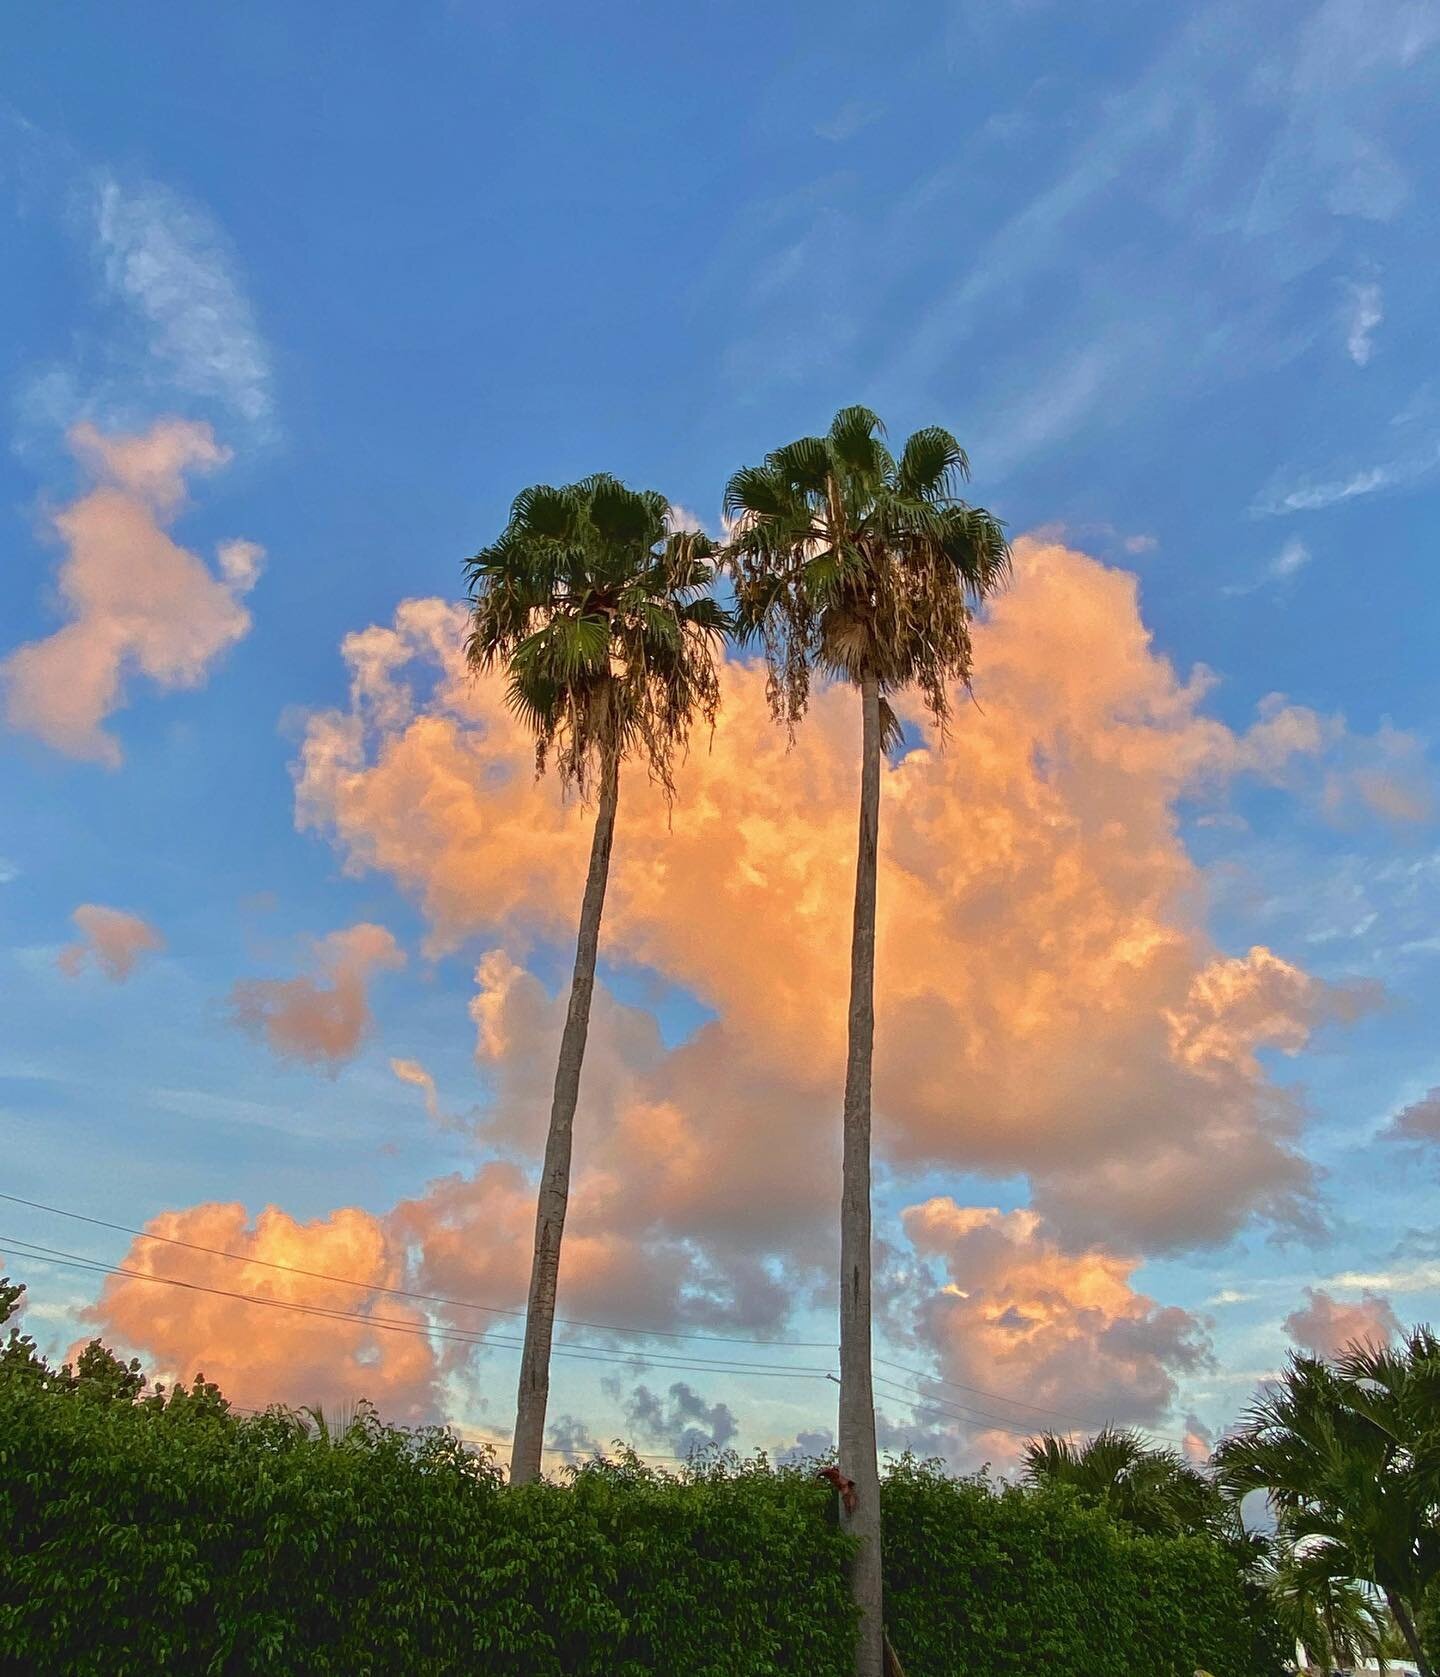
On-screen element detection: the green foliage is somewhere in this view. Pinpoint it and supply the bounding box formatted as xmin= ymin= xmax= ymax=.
xmin=0 ymin=1354 xmax=1283 ymax=1675
xmin=723 ymin=404 xmax=1009 ymax=743
xmin=464 ymin=474 xmax=728 ymax=795
xmin=0 ymin=1373 xmax=852 ymax=1674
xmin=1215 ymin=1327 xmax=1440 ymax=1666
xmin=881 ymin=1459 xmax=1286 ymax=1677
xmin=1022 ymin=1426 xmax=1234 ymax=1541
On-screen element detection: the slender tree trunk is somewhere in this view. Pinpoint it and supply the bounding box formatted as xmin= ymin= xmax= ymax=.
xmin=839 ymin=668 xmax=884 ymax=1677
xmin=509 ymin=745 xmax=620 ymax=1486
xmin=1386 ymin=1593 xmax=1431 ymax=1677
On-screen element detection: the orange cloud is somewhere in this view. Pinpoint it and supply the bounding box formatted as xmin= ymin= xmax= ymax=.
xmin=1284 ymin=1286 xmax=1400 ymax=1359
xmin=57 ymin=903 xmax=164 ymax=981
xmin=2 ymin=420 xmax=263 ymax=766
xmin=230 ymin=922 xmax=404 ymax=1068
xmin=79 ymin=1202 xmax=439 ymax=1417
xmin=294 ymin=539 xmax=1378 ymax=1252
xmin=390 ymin=1056 xmax=441 ymax=1122
xmin=901 ymin=1199 xmax=1211 ymax=1443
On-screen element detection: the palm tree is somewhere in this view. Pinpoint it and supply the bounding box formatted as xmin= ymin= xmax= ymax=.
xmin=465 ymin=477 xmax=727 ymax=1486
xmin=1022 ymin=1426 xmax=1227 ymax=1539
xmin=723 ymin=407 xmax=1008 ymax=1676
xmin=1265 ymin=1537 xmax=1386 ymax=1674
xmin=1215 ymin=1335 xmax=1440 ymax=1676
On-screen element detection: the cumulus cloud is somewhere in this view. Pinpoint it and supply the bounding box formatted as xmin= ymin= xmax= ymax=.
xmin=1385 ymin=1086 xmax=1440 ymax=1142
xmin=2 ymin=420 xmax=263 ymax=765
xmin=1181 ymin=1412 xmax=1214 ymax=1465
xmin=293 ymin=541 xmax=1390 ymax=1256
xmin=230 ymin=923 xmax=404 ymax=1069
xmin=546 ymin=1413 xmax=602 ymax=1465
xmin=614 ymin=1380 xmax=739 ymax=1458
xmin=79 ymin=1202 xmax=439 ymax=1417
xmin=57 ymin=903 xmax=164 ymax=981
xmin=901 ymin=1201 xmax=1212 ymax=1446
xmin=1284 ymin=1286 xmax=1400 ymax=1359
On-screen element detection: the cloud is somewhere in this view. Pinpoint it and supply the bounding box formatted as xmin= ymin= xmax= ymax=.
xmin=390 ymin=1057 xmax=442 ymax=1122
xmin=1271 ymin=537 xmax=1312 ymax=579
xmin=294 ymin=539 xmax=1384 ymax=1255
xmin=1343 ymin=279 xmax=1384 ymax=365
xmin=92 ymin=171 xmax=273 ymax=428
xmin=79 ymin=1201 xmax=439 ymax=1417
xmin=1384 ymin=1086 xmax=1440 ymax=1143
xmin=1222 ymin=537 xmax=1313 ymax=597
xmin=1181 ymin=1411 xmax=1213 ymax=1465
xmin=1252 ymin=442 xmax=1440 ymax=514
xmin=1284 ymin=1285 xmax=1400 ymax=1358
xmin=613 ymin=1379 xmax=739 ymax=1457
xmin=902 ymin=1200 xmax=1212 ymax=1443
xmin=230 ymin=923 xmax=405 ymax=1069
xmin=814 ymin=100 xmax=884 ymax=143
xmin=546 ymin=1413 xmax=601 ymax=1465
xmin=57 ymin=904 xmax=164 ymax=981
xmin=2 ymin=420 xmax=263 ymax=766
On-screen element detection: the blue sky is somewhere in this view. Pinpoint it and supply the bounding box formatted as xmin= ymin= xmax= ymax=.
xmin=3 ymin=0 xmax=1439 ymax=1467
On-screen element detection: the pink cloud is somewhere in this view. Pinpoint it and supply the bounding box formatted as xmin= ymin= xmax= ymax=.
xmin=293 ymin=541 xmax=1380 ymax=1253
xmin=230 ymin=922 xmax=404 ymax=1069
xmin=3 ymin=419 xmax=263 ymax=766
xmin=902 ymin=1200 xmax=1211 ymax=1447
xmin=57 ymin=903 xmax=164 ymax=981
xmin=79 ymin=1202 xmax=438 ymax=1418
xmin=1284 ymin=1286 xmax=1400 ymax=1359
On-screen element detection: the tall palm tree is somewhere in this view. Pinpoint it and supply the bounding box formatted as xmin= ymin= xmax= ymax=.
xmin=1215 ymin=1335 xmax=1440 ymax=1676
xmin=724 ymin=407 xmax=1008 ymax=1676
xmin=1022 ymin=1426 xmax=1226 ymax=1539
xmin=465 ymin=477 xmax=727 ymax=1486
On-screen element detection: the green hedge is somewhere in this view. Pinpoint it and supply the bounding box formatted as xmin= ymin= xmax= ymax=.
xmin=0 ymin=1374 xmax=1283 ymax=1675
xmin=883 ymin=1458 xmax=1287 ymax=1677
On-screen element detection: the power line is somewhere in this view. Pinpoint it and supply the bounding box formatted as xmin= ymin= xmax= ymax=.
xmin=0 ymin=1192 xmax=837 ymax=1350
xmin=0 ymin=1238 xmax=833 ymax=1384
xmin=0 ymin=1191 xmax=1200 ymax=1443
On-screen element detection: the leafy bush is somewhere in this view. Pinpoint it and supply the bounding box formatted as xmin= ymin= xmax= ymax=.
xmin=883 ymin=1458 xmax=1288 ymax=1677
xmin=0 ymin=1357 xmax=1282 ymax=1675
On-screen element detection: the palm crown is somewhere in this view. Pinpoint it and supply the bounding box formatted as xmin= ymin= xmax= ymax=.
xmin=465 ymin=474 xmax=728 ymax=794
xmin=722 ymin=404 xmax=1009 ymax=745
xmin=1023 ymin=1426 xmax=1226 ymax=1540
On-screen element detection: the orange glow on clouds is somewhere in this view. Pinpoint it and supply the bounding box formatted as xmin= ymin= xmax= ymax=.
xmin=2 ymin=421 xmax=262 ymax=766
xmin=82 ymin=535 xmax=1418 ymax=1432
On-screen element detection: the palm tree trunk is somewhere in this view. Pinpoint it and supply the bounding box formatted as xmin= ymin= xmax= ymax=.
xmin=839 ymin=668 xmax=884 ymax=1677
xmin=509 ymin=744 xmax=620 ymax=1486
xmin=1385 ymin=1593 xmax=1431 ymax=1677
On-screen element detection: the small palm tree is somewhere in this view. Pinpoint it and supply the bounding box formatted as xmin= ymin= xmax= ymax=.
xmin=1266 ymin=1538 xmax=1385 ymax=1675
xmin=465 ymin=477 xmax=727 ymax=1486
xmin=1216 ymin=1335 xmax=1440 ymax=1676
xmin=724 ymin=407 xmax=1008 ymax=1677
xmin=1022 ymin=1426 xmax=1226 ymax=1539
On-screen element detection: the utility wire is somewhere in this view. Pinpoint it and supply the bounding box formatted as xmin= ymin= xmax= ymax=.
xmin=0 ymin=1237 xmax=833 ymax=1383
xmin=1 ymin=1191 xmax=1200 ymax=1442
xmin=0 ymin=1192 xmax=837 ymax=1350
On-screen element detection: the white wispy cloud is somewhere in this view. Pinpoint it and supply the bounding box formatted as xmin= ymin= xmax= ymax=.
xmin=1326 ymin=1263 xmax=1440 ymax=1293
xmin=1252 ymin=444 xmax=1440 ymax=514
xmin=93 ymin=171 xmax=273 ymax=429
xmin=814 ymin=100 xmax=884 ymax=143
xmin=1343 ymin=278 xmax=1384 ymax=365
